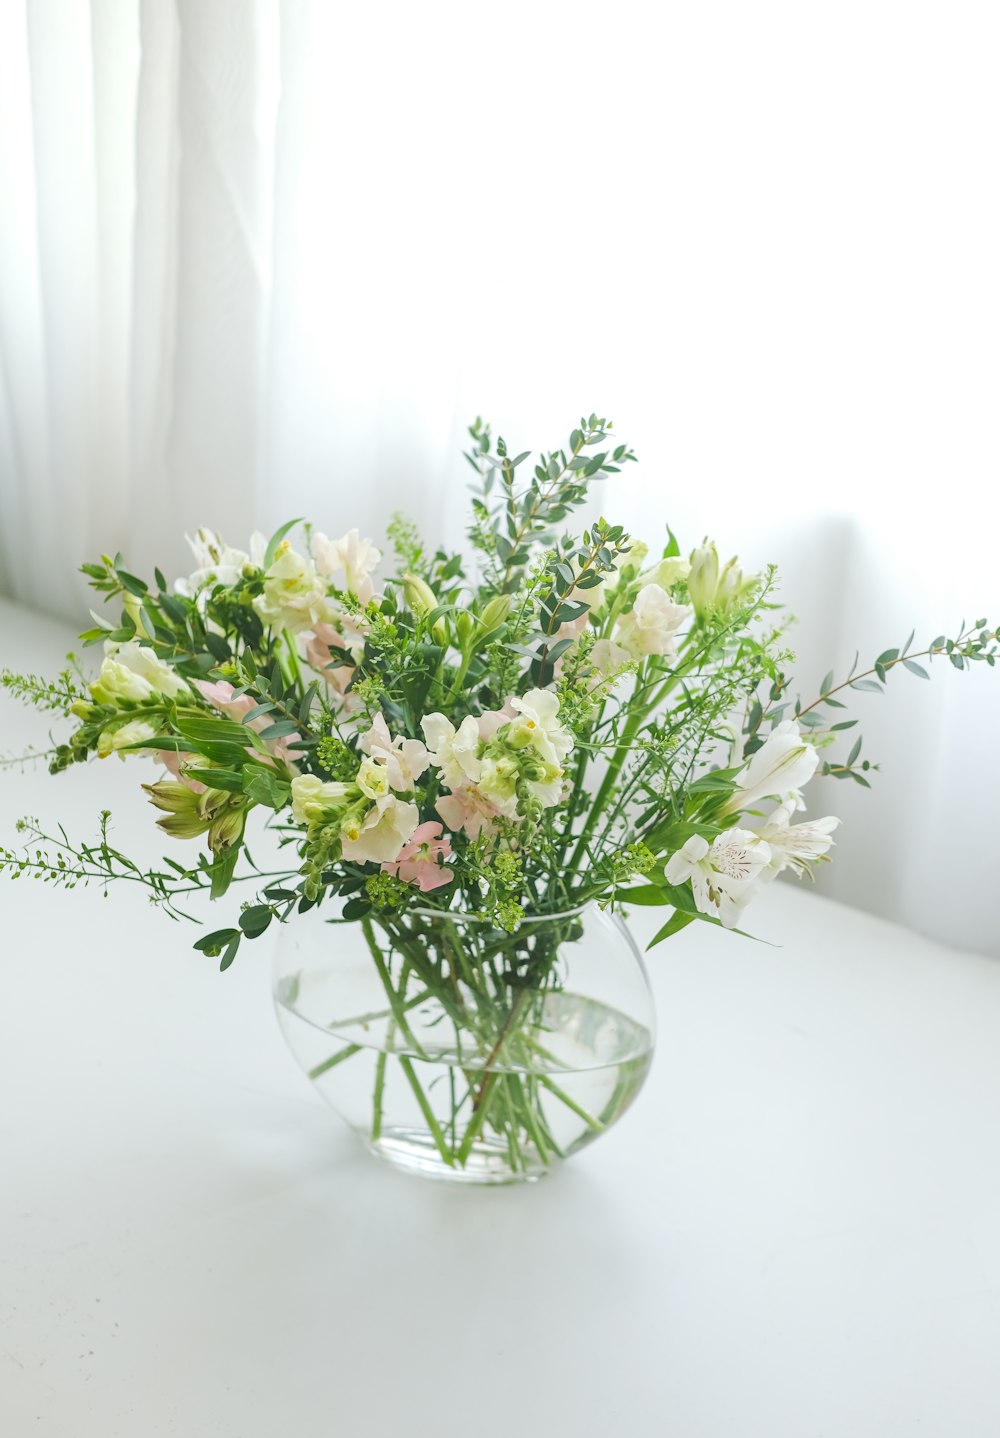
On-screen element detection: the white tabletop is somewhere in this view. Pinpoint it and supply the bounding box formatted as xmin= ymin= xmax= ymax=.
xmin=3 ymin=597 xmax=1000 ymax=1437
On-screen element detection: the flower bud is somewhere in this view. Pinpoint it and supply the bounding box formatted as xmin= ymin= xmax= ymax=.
xmin=455 ymin=611 xmax=475 ymax=649
xmin=687 ymin=540 xmax=721 ymax=618
xmin=70 ymin=699 xmax=95 ymax=721
xmin=478 ymin=594 xmax=512 ymax=633
xmin=402 ymin=573 xmax=447 ymax=645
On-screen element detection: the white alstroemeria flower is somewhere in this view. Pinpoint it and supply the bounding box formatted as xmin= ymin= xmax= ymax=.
xmin=420 ymin=712 xmax=484 ymax=789
xmin=91 ymin=642 xmax=190 ymax=705
xmin=341 ymin=794 xmax=419 ymax=865
xmin=755 ymin=801 xmax=840 ymax=880
xmin=665 ymin=828 xmax=772 ymax=928
xmin=359 ymin=713 xmax=429 ymax=792
xmin=96 ymin=719 xmax=159 ymax=760
xmin=508 ymin=689 xmax=573 ymax=767
xmin=253 ymin=541 xmax=334 ymax=634
xmin=173 ymin=528 xmax=250 ymax=597
xmin=312 ymin=529 xmax=382 ymax=604
xmin=290 ymin=774 xmax=353 ymax=827
xmin=722 ymin=721 xmax=820 ymax=816
xmin=614 ymin=584 xmax=690 ymax=661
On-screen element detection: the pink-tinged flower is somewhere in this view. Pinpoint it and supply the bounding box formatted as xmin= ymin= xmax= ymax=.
xmin=381 ymin=821 xmax=454 ymax=892
xmin=435 ymin=786 xmax=502 ymax=840
xmin=305 ymin=623 xmax=356 ymax=695
xmin=476 ymin=701 xmax=516 ymax=743
xmin=161 ymin=749 xmax=207 ymax=794
xmin=359 ymin=713 xmax=429 ymax=792
xmin=195 ymin=679 xmax=299 ymax=771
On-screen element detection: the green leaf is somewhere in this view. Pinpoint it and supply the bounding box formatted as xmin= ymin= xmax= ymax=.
xmin=219 ymin=932 xmax=241 ymax=972
xmin=241 ymin=703 xmax=276 ymax=724
xmin=876 ymin=648 xmax=899 ymax=667
xmin=342 ymin=897 xmax=372 ymax=921
xmin=850 ymin=679 xmax=883 ymax=694
xmin=847 ymin=737 xmax=862 ymax=766
xmin=208 ymin=841 xmax=242 ymax=900
xmin=647 ymin=911 xmax=696 ymax=948
xmin=263 ymin=518 xmax=303 ymax=570
xmin=820 ymin=670 xmax=834 ymax=696
xmin=903 ymin=659 xmax=929 ymax=679
xmin=619 ymin=884 xmax=672 ymax=906
xmin=242 ymin=768 xmax=291 ymax=810
xmin=116 ymin=569 xmax=148 ymax=597
xmin=176 ymin=715 xmax=266 ymax=753
xmin=239 ymin=904 xmax=273 ymax=938
xmin=183 ymin=767 xmax=245 ymax=794
xmin=257 ymin=719 xmax=300 ymax=740
xmin=193 ymin=927 xmax=240 ymax=954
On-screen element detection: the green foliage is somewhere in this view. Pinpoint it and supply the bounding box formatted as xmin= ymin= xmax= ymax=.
xmin=3 ymin=413 xmax=997 ymax=966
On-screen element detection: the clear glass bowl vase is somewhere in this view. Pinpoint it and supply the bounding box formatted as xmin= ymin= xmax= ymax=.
xmin=272 ymin=901 xmax=656 ymax=1184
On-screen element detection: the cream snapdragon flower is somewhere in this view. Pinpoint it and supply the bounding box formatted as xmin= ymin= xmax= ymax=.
xmin=340 ymin=794 xmax=419 ymax=865
xmin=420 ymin=713 xmax=484 ymax=790
xmin=359 ymin=713 xmax=429 ymax=792
xmin=253 ymin=541 xmax=335 ymax=634
xmin=290 ymin=774 xmax=354 ymax=828
xmin=507 ymin=689 xmax=573 ymax=767
xmin=614 ymin=583 xmax=690 ymax=661
xmin=90 ymin=642 xmax=190 ymax=705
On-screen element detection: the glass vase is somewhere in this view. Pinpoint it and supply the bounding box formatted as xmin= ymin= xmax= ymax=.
xmin=272 ymin=901 xmax=655 ymax=1184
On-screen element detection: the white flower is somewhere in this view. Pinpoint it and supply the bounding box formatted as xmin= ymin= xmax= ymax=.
xmin=290 ymin=774 xmax=353 ymax=827
xmin=475 ymin=754 xmax=520 ymax=817
xmin=174 ymin=528 xmax=249 ymax=597
xmin=312 ymin=529 xmax=382 ymax=604
xmin=421 ymin=712 xmax=484 ymax=789
xmin=755 ymin=801 xmax=840 ymax=880
xmin=665 ymin=828 xmax=772 ymax=928
xmin=614 ymin=584 xmax=690 ymax=660
xmin=96 ymin=719 xmax=159 ymax=760
xmin=640 ymin=556 xmax=691 ymax=590
xmin=341 ymin=794 xmax=419 ymax=864
xmin=90 ymin=642 xmax=190 ymax=705
xmin=589 ymin=638 xmax=632 ymax=677
xmin=359 ymin=713 xmax=429 ymax=792
xmin=357 ymin=755 xmax=391 ymax=801
xmin=687 ymin=540 xmax=757 ymax=619
xmin=722 ymin=721 xmax=820 ymax=815
xmin=508 ymin=689 xmax=573 ymax=767
xmin=253 ymin=542 xmax=334 ymax=634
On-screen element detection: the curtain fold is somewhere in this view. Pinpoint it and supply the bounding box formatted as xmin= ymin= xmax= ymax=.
xmin=0 ymin=0 xmax=998 ymax=953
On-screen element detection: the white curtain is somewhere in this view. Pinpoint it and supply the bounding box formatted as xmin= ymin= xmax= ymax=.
xmin=1 ymin=0 xmax=998 ymax=953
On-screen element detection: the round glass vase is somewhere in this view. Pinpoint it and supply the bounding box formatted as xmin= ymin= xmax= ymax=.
xmin=272 ymin=901 xmax=656 ymax=1184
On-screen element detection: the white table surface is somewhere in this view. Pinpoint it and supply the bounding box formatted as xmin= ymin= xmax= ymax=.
xmin=2 ymin=596 xmax=1000 ymax=1437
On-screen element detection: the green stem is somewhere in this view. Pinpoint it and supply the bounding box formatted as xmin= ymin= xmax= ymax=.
xmin=308 ymin=1042 xmax=362 ymax=1081
xmin=398 ymin=1056 xmax=454 ymax=1166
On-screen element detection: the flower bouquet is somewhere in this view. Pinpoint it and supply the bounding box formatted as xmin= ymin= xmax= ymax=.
xmin=3 ymin=414 xmax=997 ymax=1183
